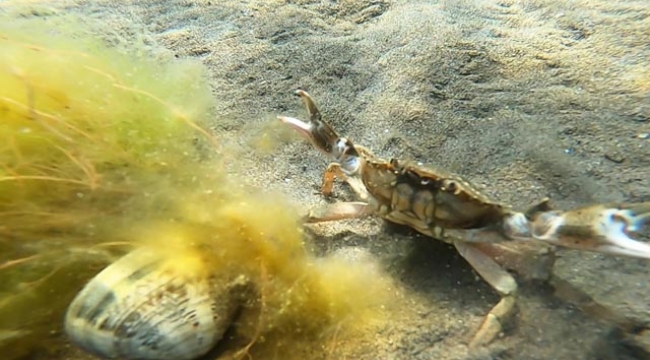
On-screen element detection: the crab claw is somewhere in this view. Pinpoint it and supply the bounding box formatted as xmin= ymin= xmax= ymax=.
xmin=530 ymin=203 xmax=650 ymax=259
xmin=277 ymin=89 xmax=340 ymax=158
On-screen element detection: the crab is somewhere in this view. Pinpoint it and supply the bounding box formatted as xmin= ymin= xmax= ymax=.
xmin=278 ymin=89 xmax=650 ymax=349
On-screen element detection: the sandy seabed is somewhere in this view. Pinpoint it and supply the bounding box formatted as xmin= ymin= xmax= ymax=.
xmin=2 ymin=1 xmax=650 ymax=359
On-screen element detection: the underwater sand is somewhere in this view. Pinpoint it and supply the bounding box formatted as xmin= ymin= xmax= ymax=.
xmin=2 ymin=0 xmax=650 ymax=359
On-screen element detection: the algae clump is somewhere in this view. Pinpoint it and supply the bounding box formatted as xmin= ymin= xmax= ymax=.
xmin=0 ymin=16 xmax=218 ymax=241
xmin=0 ymin=12 xmax=400 ymax=360
xmin=0 ymin=14 xmax=221 ymax=359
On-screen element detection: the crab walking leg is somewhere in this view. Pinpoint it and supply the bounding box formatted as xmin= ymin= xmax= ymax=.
xmin=305 ymin=201 xmax=375 ymax=223
xmin=471 ymin=242 xmax=556 ymax=281
xmin=474 ymin=242 xmax=645 ymax=333
xmin=548 ymin=275 xmax=643 ymax=331
xmin=530 ymin=203 xmax=650 ymax=259
xmin=321 ymin=163 xmax=344 ymax=195
xmin=454 ymin=241 xmax=518 ymax=348
xmin=321 ymin=162 xmax=369 ymax=200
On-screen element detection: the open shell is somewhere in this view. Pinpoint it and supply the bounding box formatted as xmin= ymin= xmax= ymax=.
xmin=64 ymin=248 xmax=247 ymax=360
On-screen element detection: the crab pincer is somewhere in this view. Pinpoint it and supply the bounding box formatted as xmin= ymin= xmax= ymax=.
xmin=528 ymin=202 xmax=650 ymax=259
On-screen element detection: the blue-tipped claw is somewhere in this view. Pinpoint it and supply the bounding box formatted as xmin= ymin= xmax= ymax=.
xmin=530 ymin=203 xmax=650 ymax=259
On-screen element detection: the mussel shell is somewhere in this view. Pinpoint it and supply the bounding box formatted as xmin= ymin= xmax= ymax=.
xmin=64 ymin=248 xmax=244 ymax=360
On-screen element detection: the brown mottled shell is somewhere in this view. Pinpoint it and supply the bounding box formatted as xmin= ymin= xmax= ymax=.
xmin=363 ymin=158 xmax=509 ymax=237
xmin=64 ymin=248 xmax=246 ymax=360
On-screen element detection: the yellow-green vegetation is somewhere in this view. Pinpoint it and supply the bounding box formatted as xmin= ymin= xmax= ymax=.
xmin=126 ymin=197 xmax=399 ymax=360
xmin=0 ymin=12 xmax=222 ymax=359
xmin=0 ymin=13 xmax=398 ymax=360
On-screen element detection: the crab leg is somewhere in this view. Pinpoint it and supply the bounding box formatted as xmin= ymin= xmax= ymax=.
xmin=454 ymin=241 xmax=518 ymax=348
xmin=528 ymin=203 xmax=650 ymax=259
xmin=475 ymin=242 xmax=647 ymax=341
xmin=305 ymin=201 xmax=375 ymax=223
xmin=320 ymin=162 xmax=369 ymax=199
xmin=548 ymin=275 xmax=641 ymax=330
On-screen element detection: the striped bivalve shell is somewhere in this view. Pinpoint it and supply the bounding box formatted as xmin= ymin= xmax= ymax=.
xmin=64 ymin=248 xmax=246 ymax=360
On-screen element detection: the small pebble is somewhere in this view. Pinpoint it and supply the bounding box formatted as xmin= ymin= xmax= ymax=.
xmin=604 ymin=152 xmax=625 ymax=163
